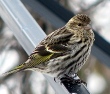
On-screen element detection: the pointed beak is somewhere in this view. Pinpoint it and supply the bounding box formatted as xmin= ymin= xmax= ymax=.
xmin=84 ymin=24 xmax=91 ymax=31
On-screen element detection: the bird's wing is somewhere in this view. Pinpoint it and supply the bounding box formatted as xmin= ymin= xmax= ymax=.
xmin=29 ymin=28 xmax=73 ymax=62
xmin=25 ymin=31 xmax=72 ymax=67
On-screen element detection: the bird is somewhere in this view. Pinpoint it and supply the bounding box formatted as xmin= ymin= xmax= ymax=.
xmin=3 ymin=14 xmax=95 ymax=80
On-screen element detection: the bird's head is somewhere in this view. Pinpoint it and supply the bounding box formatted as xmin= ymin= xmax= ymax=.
xmin=66 ymin=14 xmax=94 ymax=42
xmin=66 ymin=14 xmax=91 ymax=32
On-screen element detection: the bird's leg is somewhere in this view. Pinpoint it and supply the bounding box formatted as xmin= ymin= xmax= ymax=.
xmin=54 ymin=74 xmax=74 ymax=84
xmin=73 ymin=73 xmax=77 ymax=78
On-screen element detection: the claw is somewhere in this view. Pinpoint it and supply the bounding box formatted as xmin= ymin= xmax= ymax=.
xmin=74 ymin=79 xmax=87 ymax=86
xmin=54 ymin=77 xmax=61 ymax=84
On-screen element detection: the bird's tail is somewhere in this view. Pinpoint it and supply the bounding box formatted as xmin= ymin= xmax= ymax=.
xmin=2 ymin=63 xmax=25 ymax=76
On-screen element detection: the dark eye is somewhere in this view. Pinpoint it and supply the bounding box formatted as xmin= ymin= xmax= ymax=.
xmin=78 ymin=23 xmax=82 ymax=26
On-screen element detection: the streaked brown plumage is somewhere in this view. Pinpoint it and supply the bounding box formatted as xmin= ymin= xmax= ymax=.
xmin=3 ymin=14 xmax=95 ymax=79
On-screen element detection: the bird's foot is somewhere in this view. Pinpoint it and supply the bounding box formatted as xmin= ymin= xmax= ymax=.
xmin=60 ymin=74 xmax=87 ymax=86
xmin=74 ymin=79 xmax=87 ymax=86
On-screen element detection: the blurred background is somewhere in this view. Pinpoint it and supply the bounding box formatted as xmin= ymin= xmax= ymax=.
xmin=0 ymin=0 xmax=110 ymax=94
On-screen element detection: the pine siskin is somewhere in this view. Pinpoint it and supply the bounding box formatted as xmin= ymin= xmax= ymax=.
xmin=3 ymin=14 xmax=95 ymax=79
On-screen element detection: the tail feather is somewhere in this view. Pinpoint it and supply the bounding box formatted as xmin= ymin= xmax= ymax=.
xmin=2 ymin=69 xmax=21 ymax=76
xmin=2 ymin=64 xmax=25 ymax=76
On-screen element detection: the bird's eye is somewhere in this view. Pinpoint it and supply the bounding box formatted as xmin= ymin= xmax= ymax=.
xmin=78 ymin=23 xmax=82 ymax=26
